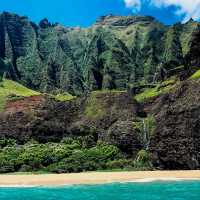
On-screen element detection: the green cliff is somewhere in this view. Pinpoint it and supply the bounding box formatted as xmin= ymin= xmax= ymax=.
xmin=0 ymin=13 xmax=198 ymax=95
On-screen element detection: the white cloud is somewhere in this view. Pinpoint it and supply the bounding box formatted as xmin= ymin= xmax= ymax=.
xmin=124 ymin=0 xmax=141 ymax=12
xmin=123 ymin=0 xmax=200 ymax=21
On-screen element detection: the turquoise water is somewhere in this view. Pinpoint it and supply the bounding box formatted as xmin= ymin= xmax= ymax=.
xmin=0 ymin=181 xmax=200 ymax=200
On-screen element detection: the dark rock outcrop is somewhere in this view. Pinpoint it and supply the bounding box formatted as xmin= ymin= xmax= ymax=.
xmin=150 ymin=80 xmax=200 ymax=169
xmin=0 ymin=95 xmax=81 ymax=143
xmin=0 ymin=91 xmax=144 ymax=157
xmin=105 ymin=121 xmax=142 ymax=155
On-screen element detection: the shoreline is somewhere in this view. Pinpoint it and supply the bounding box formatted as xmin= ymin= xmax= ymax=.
xmin=0 ymin=171 xmax=200 ymax=187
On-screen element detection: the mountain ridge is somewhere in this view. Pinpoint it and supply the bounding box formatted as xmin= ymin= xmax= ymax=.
xmin=0 ymin=12 xmax=199 ymax=95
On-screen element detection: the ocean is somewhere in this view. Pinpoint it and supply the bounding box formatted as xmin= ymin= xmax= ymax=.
xmin=0 ymin=181 xmax=200 ymax=200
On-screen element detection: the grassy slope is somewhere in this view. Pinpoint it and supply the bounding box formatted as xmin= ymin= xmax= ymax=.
xmin=190 ymin=69 xmax=200 ymax=79
xmin=134 ymin=79 xmax=177 ymax=102
xmin=0 ymin=79 xmax=40 ymax=111
xmin=135 ymin=69 xmax=200 ymax=103
xmin=54 ymin=93 xmax=75 ymax=101
xmin=0 ymin=79 xmax=78 ymax=112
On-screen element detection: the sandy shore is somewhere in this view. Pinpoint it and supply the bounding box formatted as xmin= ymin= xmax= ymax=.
xmin=0 ymin=171 xmax=200 ymax=186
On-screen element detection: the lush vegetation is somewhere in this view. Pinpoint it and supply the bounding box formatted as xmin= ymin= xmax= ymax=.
xmin=135 ymin=79 xmax=176 ymax=102
xmin=133 ymin=116 xmax=156 ymax=136
xmin=84 ymin=90 xmax=120 ymax=118
xmin=0 ymin=13 xmax=197 ymax=96
xmin=84 ymin=90 xmax=126 ymax=118
xmin=134 ymin=150 xmax=152 ymax=170
xmin=54 ymin=92 xmax=75 ymax=101
xmin=0 ymin=138 xmax=152 ymax=173
xmin=190 ymin=69 xmax=200 ymax=79
xmin=0 ymin=79 xmax=40 ymax=111
xmin=84 ymin=91 xmax=106 ymax=119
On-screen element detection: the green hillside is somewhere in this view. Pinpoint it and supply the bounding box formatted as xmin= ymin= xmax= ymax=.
xmin=0 ymin=13 xmax=198 ymax=95
xmin=0 ymin=79 xmax=40 ymax=111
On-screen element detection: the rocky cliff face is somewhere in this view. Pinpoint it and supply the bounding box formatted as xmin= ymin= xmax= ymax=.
xmin=150 ymin=79 xmax=200 ymax=170
xmin=0 ymin=91 xmax=144 ymax=157
xmin=0 ymin=12 xmax=198 ymax=94
xmin=1 ymin=78 xmax=200 ymax=170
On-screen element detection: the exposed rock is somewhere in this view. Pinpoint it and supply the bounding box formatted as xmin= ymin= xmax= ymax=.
xmin=0 ymin=91 xmax=145 ymax=157
xmin=150 ymin=80 xmax=200 ymax=169
xmin=0 ymin=95 xmax=80 ymax=143
xmin=104 ymin=120 xmax=142 ymax=155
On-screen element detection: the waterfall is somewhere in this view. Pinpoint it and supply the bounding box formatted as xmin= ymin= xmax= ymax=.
xmin=142 ymin=119 xmax=147 ymax=142
xmin=153 ymin=72 xmax=157 ymax=84
xmin=142 ymin=119 xmax=150 ymax=150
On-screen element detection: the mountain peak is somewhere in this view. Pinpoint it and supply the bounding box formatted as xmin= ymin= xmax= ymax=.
xmin=39 ymin=18 xmax=52 ymax=28
xmin=0 ymin=11 xmax=28 ymax=21
xmin=95 ymin=15 xmax=155 ymax=26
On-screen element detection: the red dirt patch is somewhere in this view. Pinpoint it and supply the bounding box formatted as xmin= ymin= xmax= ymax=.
xmin=5 ymin=95 xmax=45 ymax=114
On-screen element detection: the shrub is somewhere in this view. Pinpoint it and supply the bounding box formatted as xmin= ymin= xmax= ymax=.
xmin=134 ymin=150 xmax=152 ymax=170
xmin=19 ymin=164 xmax=33 ymax=172
xmin=61 ymin=137 xmax=74 ymax=145
xmin=76 ymin=135 xmax=96 ymax=148
xmin=47 ymin=143 xmax=122 ymax=173
xmin=0 ymin=138 xmax=17 ymax=148
xmin=106 ymin=159 xmax=134 ymax=169
xmin=0 ymin=140 xmax=152 ymax=173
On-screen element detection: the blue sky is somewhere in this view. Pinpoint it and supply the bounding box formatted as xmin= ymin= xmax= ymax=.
xmin=0 ymin=0 xmax=199 ymax=27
